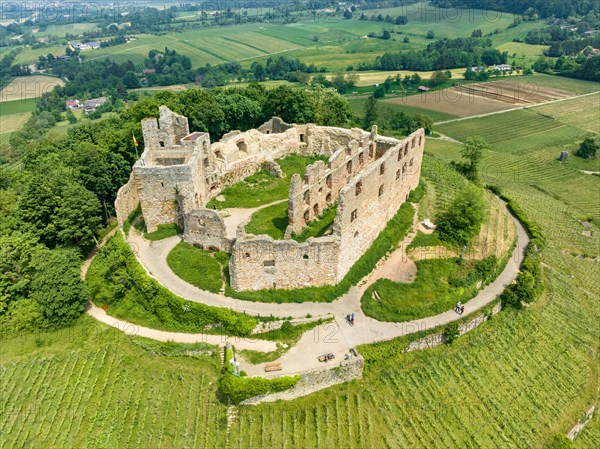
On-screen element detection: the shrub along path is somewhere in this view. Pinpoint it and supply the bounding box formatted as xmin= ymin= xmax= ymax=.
xmin=88 ymin=198 xmax=527 ymax=376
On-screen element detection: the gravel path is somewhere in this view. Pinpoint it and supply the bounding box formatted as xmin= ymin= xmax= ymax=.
xmin=84 ymin=199 xmax=528 ymax=374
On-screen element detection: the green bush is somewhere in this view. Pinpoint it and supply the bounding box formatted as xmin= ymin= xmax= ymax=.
xmin=437 ymin=184 xmax=485 ymax=246
xmin=86 ymin=233 xmax=256 ymax=335
xmin=219 ymin=373 xmax=300 ymax=404
xmin=443 ymin=322 xmax=460 ymax=344
xmin=225 ymin=202 xmax=415 ymax=303
xmin=407 ymin=181 xmax=426 ymax=203
xmin=545 ymin=434 xmax=574 ymax=449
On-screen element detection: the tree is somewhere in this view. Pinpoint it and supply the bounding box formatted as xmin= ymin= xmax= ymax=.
xmin=373 ymin=86 xmax=386 ymax=98
xmin=66 ymin=109 xmax=77 ymax=124
xmin=123 ymin=70 xmax=141 ymax=88
xmin=430 ymin=70 xmax=448 ymax=86
xmin=343 ymin=9 xmax=353 ymax=19
xmin=382 ymin=30 xmax=391 ymax=40
xmin=575 ymin=135 xmax=598 ymax=159
xmin=437 ymin=185 xmax=485 ymax=246
xmin=362 ymin=95 xmax=378 ymax=130
xmin=426 ymin=30 xmax=435 ymax=39
xmin=464 ymin=68 xmax=476 ymax=80
xmin=29 ymin=247 xmax=87 ymax=327
xmin=55 ymin=182 xmax=103 ymax=249
xmin=250 ymin=62 xmax=266 ymax=81
xmin=459 ymin=136 xmax=488 ymax=182
xmin=265 ymin=86 xmax=315 ymax=124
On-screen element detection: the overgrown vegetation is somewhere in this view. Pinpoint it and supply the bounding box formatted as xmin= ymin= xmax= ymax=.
xmin=487 ymin=186 xmax=545 ymax=309
xmin=362 ymin=255 xmax=502 ymax=322
xmin=292 ymin=205 xmax=337 ymax=242
xmin=87 ymin=233 xmax=256 ymax=335
xmin=436 ymin=184 xmax=486 ymax=246
xmin=219 ymin=372 xmax=300 ymax=404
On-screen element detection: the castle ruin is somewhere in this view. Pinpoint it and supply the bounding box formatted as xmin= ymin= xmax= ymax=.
xmin=116 ymin=106 xmax=425 ymax=292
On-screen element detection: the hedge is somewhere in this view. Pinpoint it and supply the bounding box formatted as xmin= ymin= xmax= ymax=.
xmin=486 ymin=185 xmax=545 ymax=308
xmin=219 ymin=373 xmax=300 ymax=404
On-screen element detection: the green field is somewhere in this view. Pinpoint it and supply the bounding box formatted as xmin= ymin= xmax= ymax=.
xmin=0 ymin=112 xmax=31 ymax=134
xmin=532 ymin=93 xmax=600 ymax=134
xmin=11 ymin=3 xmax=545 ymax=72
xmin=349 ymin=97 xmax=459 ymax=124
xmin=0 ymin=98 xmax=37 ymax=114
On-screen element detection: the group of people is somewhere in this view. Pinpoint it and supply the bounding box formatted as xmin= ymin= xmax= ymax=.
xmin=346 ymin=312 xmax=356 ymax=326
xmin=455 ymin=302 xmax=465 ymax=315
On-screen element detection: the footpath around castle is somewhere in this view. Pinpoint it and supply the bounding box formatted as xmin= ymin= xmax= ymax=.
xmin=85 ymin=106 xmax=529 ymax=403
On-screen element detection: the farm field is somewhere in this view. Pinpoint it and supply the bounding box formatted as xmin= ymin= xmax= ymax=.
xmin=11 ymin=3 xmax=542 ymax=72
xmin=0 ymin=76 xmax=64 ymax=102
xmin=385 ymin=79 xmax=575 ymax=118
xmin=333 ymin=68 xmax=469 ymax=86
xmin=0 ymin=112 xmax=31 ymax=134
xmin=2 ymin=101 xmax=599 ymax=448
xmin=349 ymin=98 xmax=458 ymax=125
xmin=0 ymin=98 xmax=37 ymax=115
xmin=532 ymin=92 xmax=600 ymax=134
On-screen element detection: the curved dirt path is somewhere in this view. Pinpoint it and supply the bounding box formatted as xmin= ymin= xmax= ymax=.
xmin=83 ymin=198 xmax=528 ymax=375
xmin=86 ymin=302 xmax=277 ymax=352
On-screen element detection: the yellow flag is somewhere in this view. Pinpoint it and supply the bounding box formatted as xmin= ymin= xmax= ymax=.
xmin=132 ymin=131 xmax=138 ymax=147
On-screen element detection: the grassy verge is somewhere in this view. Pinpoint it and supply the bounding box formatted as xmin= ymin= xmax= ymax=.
xmin=122 ymin=204 xmax=141 ymax=235
xmin=219 ymin=372 xmax=300 ymax=404
xmin=361 ymin=255 xmax=503 ymax=322
xmin=86 ymin=232 xmax=256 ymax=336
xmin=144 ymin=223 xmax=181 ymax=241
xmin=207 ymin=154 xmax=328 ymax=209
xmin=226 ymin=202 xmax=415 ymax=303
xmin=166 ymin=241 xmax=226 ymax=293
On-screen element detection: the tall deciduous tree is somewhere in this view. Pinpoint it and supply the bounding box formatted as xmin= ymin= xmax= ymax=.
xmin=437 ymin=185 xmax=485 ymax=246
xmin=460 ymin=136 xmax=488 ymax=182
xmin=362 ymin=95 xmax=378 ymax=130
xmin=575 ymin=135 xmax=598 ymax=159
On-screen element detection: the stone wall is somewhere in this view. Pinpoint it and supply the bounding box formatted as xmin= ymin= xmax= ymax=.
xmin=114 ymin=172 xmax=140 ymax=227
xmin=183 ymin=209 xmax=233 ymax=252
xmin=405 ymin=302 xmax=503 ymax=352
xmin=336 ymin=129 xmax=425 ymax=276
xmin=287 ymin=131 xmax=376 ymax=235
xmin=230 ymin=234 xmax=340 ymax=291
xmin=240 ymin=354 xmax=364 ymax=405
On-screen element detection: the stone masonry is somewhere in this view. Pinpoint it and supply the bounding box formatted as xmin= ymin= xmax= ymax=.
xmin=115 ymin=107 xmax=425 ymax=291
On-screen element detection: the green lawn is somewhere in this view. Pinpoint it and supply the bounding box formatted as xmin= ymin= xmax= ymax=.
xmin=362 ymin=257 xmax=500 ymax=322
xmin=244 ymin=201 xmax=337 ymax=241
xmin=208 ymin=154 xmax=326 ymax=209
xmin=244 ymin=201 xmax=289 ymax=239
xmin=166 ymin=241 xmax=226 ymax=293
